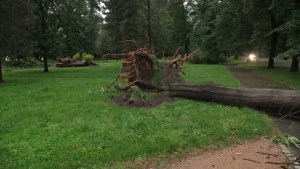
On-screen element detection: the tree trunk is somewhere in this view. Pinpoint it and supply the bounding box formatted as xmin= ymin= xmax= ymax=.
xmin=290 ymin=55 xmax=299 ymax=72
xmin=40 ymin=0 xmax=48 ymax=72
xmin=108 ymin=51 xmax=300 ymax=119
xmin=181 ymin=0 xmax=189 ymax=54
xmin=43 ymin=50 xmax=48 ymax=72
xmin=0 ymin=58 xmax=3 ymax=83
xmin=268 ymin=14 xmax=278 ymax=69
xmin=166 ymin=82 xmax=300 ymax=118
xmin=291 ymin=0 xmax=300 ymax=72
xmin=147 ymin=0 xmax=151 ymax=49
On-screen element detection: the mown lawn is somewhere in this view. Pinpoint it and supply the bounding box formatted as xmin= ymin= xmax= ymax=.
xmin=0 ymin=61 xmax=273 ymax=169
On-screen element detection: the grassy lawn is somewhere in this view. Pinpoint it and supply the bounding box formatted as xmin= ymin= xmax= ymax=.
xmin=0 ymin=62 xmax=273 ymax=168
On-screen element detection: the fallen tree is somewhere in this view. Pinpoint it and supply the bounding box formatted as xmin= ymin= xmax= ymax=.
xmin=56 ymin=58 xmax=98 ymax=67
xmin=166 ymin=82 xmax=300 ymax=119
xmin=103 ymin=48 xmax=300 ymax=119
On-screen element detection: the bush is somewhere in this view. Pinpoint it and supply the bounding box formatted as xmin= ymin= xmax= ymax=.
xmin=72 ymin=53 xmax=81 ymax=61
xmin=4 ymin=58 xmax=55 ymax=68
xmin=4 ymin=58 xmax=38 ymax=68
xmin=72 ymin=53 xmax=94 ymax=61
xmin=82 ymin=53 xmax=93 ymax=61
xmin=189 ymin=52 xmax=226 ymax=64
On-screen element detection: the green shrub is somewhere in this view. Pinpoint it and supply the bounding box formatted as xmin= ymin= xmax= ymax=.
xmin=189 ymin=52 xmax=226 ymax=64
xmin=4 ymin=58 xmax=39 ymax=68
xmin=72 ymin=53 xmax=81 ymax=61
xmin=82 ymin=53 xmax=94 ymax=61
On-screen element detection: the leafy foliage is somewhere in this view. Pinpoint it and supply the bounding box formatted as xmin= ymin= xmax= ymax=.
xmin=82 ymin=53 xmax=94 ymax=61
xmin=272 ymin=134 xmax=300 ymax=148
xmin=72 ymin=53 xmax=81 ymax=61
xmin=189 ymin=52 xmax=226 ymax=64
xmin=72 ymin=53 xmax=94 ymax=61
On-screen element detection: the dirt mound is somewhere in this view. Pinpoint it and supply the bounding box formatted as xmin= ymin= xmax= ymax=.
xmin=158 ymin=62 xmax=185 ymax=86
xmin=110 ymin=92 xmax=176 ymax=108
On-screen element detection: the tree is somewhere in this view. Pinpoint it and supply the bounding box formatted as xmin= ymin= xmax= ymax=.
xmin=121 ymin=0 xmax=143 ymax=52
xmin=31 ymin=0 xmax=101 ymax=70
xmin=0 ymin=0 xmax=32 ymax=83
xmin=103 ymin=0 xmax=124 ymax=53
xmin=147 ymin=0 xmax=152 ymax=49
xmin=104 ymin=49 xmax=300 ymax=119
xmin=275 ymin=0 xmax=300 ymax=72
xmin=95 ymin=30 xmax=112 ymax=57
xmin=148 ymin=0 xmax=173 ymax=55
xmin=169 ymin=0 xmax=191 ymax=54
xmin=31 ymin=0 xmax=56 ymax=72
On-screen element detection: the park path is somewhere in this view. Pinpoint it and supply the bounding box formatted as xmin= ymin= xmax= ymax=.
xmin=226 ymin=65 xmax=300 ymax=159
xmin=163 ymin=139 xmax=289 ymax=169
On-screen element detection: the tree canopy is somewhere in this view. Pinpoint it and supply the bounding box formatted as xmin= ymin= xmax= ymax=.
xmin=1 ymin=0 xmax=300 ymax=82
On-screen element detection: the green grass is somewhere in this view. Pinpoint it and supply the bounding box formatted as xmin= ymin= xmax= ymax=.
xmin=183 ymin=64 xmax=241 ymax=87
xmin=0 ymin=61 xmax=272 ymax=168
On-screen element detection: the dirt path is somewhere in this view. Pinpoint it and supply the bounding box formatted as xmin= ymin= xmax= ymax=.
xmin=226 ymin=65 xmax=300 ymax=159
xmin=163 ymin=139 xmax=289 ymax=169
xmin=227 ymin=66 xmax=291 ymax=89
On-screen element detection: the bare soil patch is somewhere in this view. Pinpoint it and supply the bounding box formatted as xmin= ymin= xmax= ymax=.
xmin=163 ymin=139 xmax=291 ymax=169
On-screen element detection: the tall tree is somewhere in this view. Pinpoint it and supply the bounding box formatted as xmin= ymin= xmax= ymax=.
xmin=121 ymin=0 xmax=143 ymax=52
xmin=31 ymin=0 xmax=100 ymax=69
xmin=0 ymin=0 xmax=32 ymax=83
xmin=103 ymin=0 xmax=124 ymax=53
xmin=169 ymin=0 xmax=191 ymax=54
xmin=147 ymin=0 xmax=152 ymax=49
xmin=32 ymin=0 xmax=55 ymax=72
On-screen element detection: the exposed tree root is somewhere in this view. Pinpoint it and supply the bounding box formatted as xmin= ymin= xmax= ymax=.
xmin=102 ymin=47 xmax=197 ymax=90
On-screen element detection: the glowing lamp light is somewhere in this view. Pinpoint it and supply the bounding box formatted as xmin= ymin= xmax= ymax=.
xmin=249 ymin=54 xmax=256 ymax=61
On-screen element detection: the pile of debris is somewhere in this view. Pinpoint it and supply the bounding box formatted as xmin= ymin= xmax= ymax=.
xmin=56 ymin=58 xmax=97 ymax=67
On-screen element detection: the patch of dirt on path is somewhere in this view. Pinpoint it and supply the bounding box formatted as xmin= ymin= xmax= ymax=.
xmin=163 ymin=139 xmax=291 ymax=169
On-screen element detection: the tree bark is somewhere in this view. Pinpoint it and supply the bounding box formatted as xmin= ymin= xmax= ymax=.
xmin=268 ymin=14 xmax=278 ymax=69
xmin=290 ymin=55 xmax=299 ymax=72
xmin=290 ymin=0 xmax=300 ymax=72
xmin=181 ymin=0 xmax=189 ymax=54
xmin=0 ymin=58 xmax=3 ymax=83
xmin=165 ymin=82 xmax=300 ymax=118
xmin=147 ymin=0 xmax=151 ymax=49
xmin=43 ymin=50 xmax=48 ymax=72
xmin=39 ymin=0 xmax=48 ymax=72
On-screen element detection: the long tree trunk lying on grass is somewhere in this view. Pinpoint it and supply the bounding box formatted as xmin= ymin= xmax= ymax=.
xmin=166 ymin=82 xmax=300 ymax=117
xmin=104 ymin=49 xmax=300 ymax=119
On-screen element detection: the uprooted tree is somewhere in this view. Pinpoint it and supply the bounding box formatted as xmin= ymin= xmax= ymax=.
xmin=102 ymin=48 xmax=300 ymax=119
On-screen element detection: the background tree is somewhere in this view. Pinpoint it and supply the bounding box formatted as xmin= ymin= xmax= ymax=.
xmin=169 ymin=0 xmax=191 ymax=54
xmin=31 ymin=0 xmax=101 ymax=72
xmin=0 ymin=0 xmax=32 ymax=83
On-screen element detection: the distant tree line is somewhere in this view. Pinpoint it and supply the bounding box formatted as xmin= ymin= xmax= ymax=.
xmin=1 ymin=0 xmax=299 ymax=83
